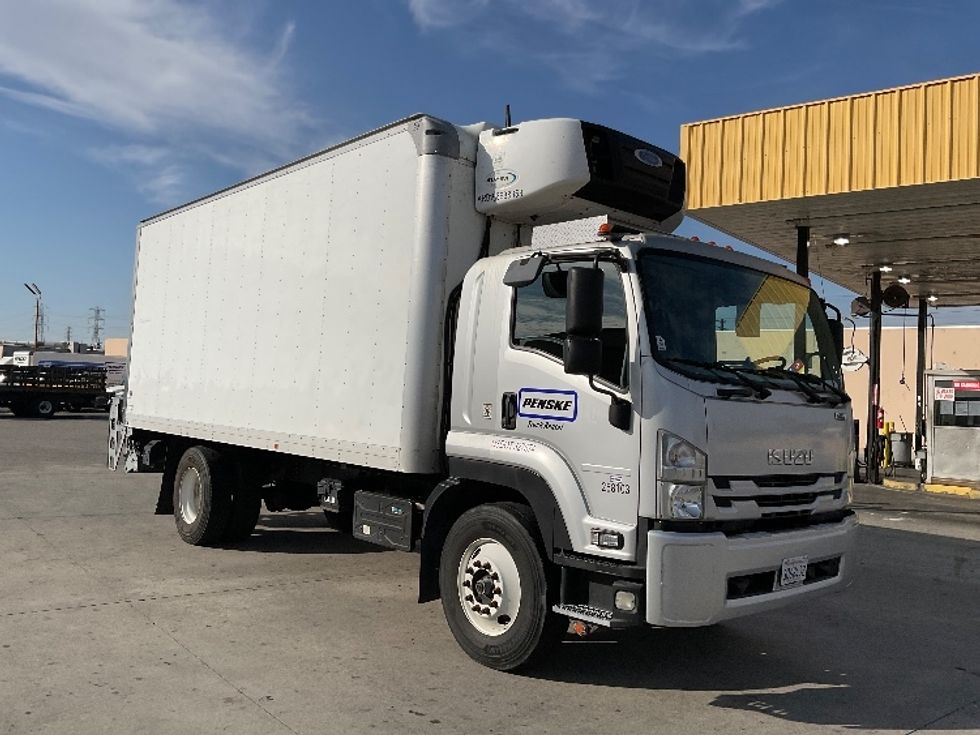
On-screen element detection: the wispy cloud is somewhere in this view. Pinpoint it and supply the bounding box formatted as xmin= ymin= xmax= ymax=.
xmin=405 ymin=0 xmax=782 ymax=89
xmin=0 ymin=0 xmax=314 ymax=206
xmin=408 ymin=0 xmax=490 ymax=30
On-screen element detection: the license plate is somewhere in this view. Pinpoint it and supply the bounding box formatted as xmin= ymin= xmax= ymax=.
xmin=779 ymin=555 xmax=809 ymax=587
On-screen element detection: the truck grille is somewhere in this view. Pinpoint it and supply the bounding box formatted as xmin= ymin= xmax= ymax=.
xmin=715 ymin=488 xmax=843 ymax=509
xmin=708 ymin=473 xmax=847 ymax=523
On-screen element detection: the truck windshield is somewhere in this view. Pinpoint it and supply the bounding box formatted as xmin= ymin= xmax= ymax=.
xmin=638 ymin=249 xmax=844 ymax=399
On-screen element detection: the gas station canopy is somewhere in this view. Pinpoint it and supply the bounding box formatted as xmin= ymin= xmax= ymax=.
xmin=681 ymin=73 xmax=980 ymax=305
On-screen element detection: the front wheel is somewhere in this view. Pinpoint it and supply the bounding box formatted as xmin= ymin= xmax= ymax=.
xmin=439 ymin=502 xmax=565 ymax=671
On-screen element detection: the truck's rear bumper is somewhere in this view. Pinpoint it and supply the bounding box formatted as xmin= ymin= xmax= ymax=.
xmin=645 ymin=514 xmax=858 ymax=626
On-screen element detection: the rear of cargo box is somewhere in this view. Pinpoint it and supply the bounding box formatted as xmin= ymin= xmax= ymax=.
xmin=125 ymin=116 xmax=486 ymax=473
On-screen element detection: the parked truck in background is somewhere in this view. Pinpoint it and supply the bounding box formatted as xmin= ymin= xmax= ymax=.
xmin=1 ymin=364 xmax=107 ymax=417
xmin=109 ymin=114 xmax=857 ymax=670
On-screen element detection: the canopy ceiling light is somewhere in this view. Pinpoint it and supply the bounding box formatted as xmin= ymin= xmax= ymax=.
xmin=832 ymin=234 xmax=850 ymax=246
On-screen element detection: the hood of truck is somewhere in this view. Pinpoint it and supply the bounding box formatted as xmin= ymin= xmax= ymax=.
xmin=705 ymin=397 xmax=849 ymax=478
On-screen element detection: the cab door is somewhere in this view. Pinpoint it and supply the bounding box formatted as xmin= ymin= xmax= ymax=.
xmin=498 ymin=258 xmax=641 ymax=528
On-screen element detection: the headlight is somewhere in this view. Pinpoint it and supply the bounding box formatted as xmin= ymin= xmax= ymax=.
xmin=659 ymin=431 xmax=706 ymax=483
xmin=658 ymin=432 xmax=707 ymax=519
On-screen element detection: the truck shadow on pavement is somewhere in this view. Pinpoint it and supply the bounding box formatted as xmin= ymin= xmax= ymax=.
xmin=214 ymin=512 xmax=388 ymax=555
xmin=524 ymin=526 xmax=980 ymax=732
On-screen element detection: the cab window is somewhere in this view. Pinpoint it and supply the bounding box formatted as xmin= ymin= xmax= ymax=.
xmin=511 ymin=261 xmax=629 ymax=389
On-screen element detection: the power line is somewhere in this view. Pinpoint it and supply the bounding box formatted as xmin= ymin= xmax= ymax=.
xmin=89 ymin=306 xmax=105 ymax=348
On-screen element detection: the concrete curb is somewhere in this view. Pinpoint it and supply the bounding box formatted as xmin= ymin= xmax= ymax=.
xmin=881 ymin=477 xmax=980 ymax=499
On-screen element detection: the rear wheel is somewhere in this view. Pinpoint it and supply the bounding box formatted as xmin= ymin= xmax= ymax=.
xmin=172 ymin=446 xmax=233 ymax=545
xmin=31 ymin=398 xmax=56 ymax=419
xmin=224 ymin=487 xmax=261 ymax=541
xmin=439 ymin=502 xmax=565 ymax=671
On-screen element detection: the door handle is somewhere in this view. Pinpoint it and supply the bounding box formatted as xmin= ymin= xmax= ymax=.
xmin=501 ymin=392 xmax=517 ymax=430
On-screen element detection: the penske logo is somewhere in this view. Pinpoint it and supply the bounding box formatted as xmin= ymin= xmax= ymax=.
xmin=518 ymin=388 xmax=577 ymax=422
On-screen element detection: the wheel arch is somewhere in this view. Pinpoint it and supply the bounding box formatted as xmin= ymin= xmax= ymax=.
xmin=417 ymin=459 xmax=572 ymax=603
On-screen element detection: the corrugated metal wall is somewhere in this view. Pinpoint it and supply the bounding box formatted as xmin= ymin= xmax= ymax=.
xmin=682 ymin=74 xmax=980 ymax=209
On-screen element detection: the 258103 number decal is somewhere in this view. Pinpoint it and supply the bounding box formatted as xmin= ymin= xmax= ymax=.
xmin=600 ymin=475 xmax=631 ymax=494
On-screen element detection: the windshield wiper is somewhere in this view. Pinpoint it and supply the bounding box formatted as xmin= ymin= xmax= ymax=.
xmin=757 ymin=367 xmax=838 ymax=405
xmin=664 ymin=358 xmax=772 ymax=399
xmin=797 ymin=372 xmax=850 ymax=404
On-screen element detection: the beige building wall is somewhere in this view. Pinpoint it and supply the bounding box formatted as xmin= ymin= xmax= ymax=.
xmin=845 ymin=325 xmax=980 ymax=449
xmin=103 ymin=337 xmax=129 ymax=357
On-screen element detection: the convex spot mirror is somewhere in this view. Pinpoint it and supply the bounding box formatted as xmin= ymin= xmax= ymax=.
xmin=503 ymin=253 xmax=545 ymax=287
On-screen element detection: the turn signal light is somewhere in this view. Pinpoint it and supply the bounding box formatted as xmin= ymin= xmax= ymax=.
xmin=590 ymin=528 xmax=624 ymax=549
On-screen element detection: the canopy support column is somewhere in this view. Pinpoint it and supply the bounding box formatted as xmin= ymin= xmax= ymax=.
xmin=795 ymin=225 xmax=809 ymax=277
xmin=914 ymin=297 xmax=928 ymax=453
xmin=866 ymin=271 xmax=883 ymax=484
xmin=794 ymin=225 xmax=810 ymax=364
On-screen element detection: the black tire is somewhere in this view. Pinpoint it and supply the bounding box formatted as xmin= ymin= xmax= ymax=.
xmin=31 ymin=398 xmax=57 ymax=419
xmin=224 ymin=488 xmax=261 ymax=541
xmin=439 ymin=502 xmax=565 ymax=671
xmin=155 ymin=451 xmax=177 ymax=515
xmin=9 ymin=403 xmax=29 ymax=418
xmin=172 ymin=446 xmax=233 ymax=546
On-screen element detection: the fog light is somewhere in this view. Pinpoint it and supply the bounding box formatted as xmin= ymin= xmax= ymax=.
xmin=662 ymin=482 xmax=704 ymax=520
xmin=614 ymin=591 xmax=636 ymax=612
xmin=590 ymin=528 xmax=624 ymax=549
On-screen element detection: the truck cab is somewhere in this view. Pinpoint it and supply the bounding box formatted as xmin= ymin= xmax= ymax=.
xmin=442 ymin=230 xmax=855 ymax=636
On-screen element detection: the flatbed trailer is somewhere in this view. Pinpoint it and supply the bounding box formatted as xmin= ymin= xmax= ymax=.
xmin=0 ymin=365 xmax=107 ymax=418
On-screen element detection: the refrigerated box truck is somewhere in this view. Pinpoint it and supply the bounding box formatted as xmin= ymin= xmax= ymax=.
xmin=110 ymin=114 xmax=857 ymax=670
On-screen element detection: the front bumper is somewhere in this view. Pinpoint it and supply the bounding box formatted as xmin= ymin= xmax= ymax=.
xmin=645 ymin=514 xmax=858 ymax=626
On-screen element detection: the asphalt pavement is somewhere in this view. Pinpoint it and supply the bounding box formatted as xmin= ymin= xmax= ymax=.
xmin=1 ymin=413 xmax=978 ymax=734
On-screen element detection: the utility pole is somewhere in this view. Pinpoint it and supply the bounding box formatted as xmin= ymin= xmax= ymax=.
xmin=23 ymin=283 xmax=42 ymax=349
xmin=89 ymin=306 xmax=105 ymax=348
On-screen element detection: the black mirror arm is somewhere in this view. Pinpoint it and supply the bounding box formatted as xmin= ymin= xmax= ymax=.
xmin=588 ymin=376 xmax=632 ymax=431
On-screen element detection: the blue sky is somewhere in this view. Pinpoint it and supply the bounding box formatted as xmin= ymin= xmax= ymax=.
xmin=1 ymin=0 xmax=979 ymax=343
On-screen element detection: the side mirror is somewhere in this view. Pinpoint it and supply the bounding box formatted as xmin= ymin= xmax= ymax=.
xmin=566 ymin=267 xmax=603 ymax=337
xmin=563 ymin=335 xmax=602 ymax=376
xmin=564 ymin=267 xmax=604 ymax=376
xmin=829 ymin=318 xmax=845 ymax=365
xmin=822 ymin=299 xmax=845 ymax=366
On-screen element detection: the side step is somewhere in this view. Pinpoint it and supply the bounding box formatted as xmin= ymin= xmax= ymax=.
xmin=552 ymin=603 xmax=614 ymax=627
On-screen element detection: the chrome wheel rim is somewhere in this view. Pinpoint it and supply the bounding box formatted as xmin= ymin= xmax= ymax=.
xmin=457 ymin=538 xmax=522 ymax=637
xmin=37 ymin=400 xmax=53 ymax=415
xmin=177 ymin=467 xmax=203 ymax=525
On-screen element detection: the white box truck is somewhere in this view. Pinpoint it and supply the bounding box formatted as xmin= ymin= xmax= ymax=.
xmin=110 ymin=114 xmax=857 ymax=670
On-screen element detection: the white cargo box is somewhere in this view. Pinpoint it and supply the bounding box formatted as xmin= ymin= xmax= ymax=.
xmin=126 ymin=115 xmax=486 ymax=473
